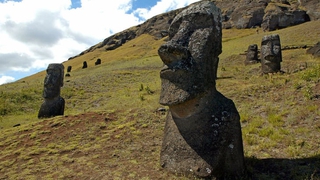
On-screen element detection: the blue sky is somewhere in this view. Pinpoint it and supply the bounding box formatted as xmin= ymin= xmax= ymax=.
xmin=0 ymin=0 xmax=200 ymax=85
xmin=70 ymin=0 xmax=157 ymax=10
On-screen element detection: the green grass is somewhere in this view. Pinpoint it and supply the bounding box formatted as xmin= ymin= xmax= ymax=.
xmin=0 ymin=21 xmax=320 ymax=179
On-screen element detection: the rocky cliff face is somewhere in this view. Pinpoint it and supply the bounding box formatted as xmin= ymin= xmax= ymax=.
xmin=216 ymin=0 xmax=314 ymax=31
xmin=69 ymin=0 xmax=319 ymax=59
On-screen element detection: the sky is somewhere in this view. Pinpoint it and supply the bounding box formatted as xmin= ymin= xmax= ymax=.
xmin=0 ymin=0 xmax=200 ymax=85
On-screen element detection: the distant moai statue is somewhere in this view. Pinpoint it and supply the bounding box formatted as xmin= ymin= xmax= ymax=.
xmin=158 ymin=2 xmax=244 ymax=179
xmin=67 ymin=66 xmax=72 ymax=72
xmin=245 ymin=44 xmax=259 ymax=65
xmin=38 ymin=63 xmax=65 ymax=119
xmin=95 ymin=58 xmax=101 ymax=65
xmin=261 ymin=34 xmax=282 ymax=73
xmin=82 ymin=61 xmax=88 ymax=69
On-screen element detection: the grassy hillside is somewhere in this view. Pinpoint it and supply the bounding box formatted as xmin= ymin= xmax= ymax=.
xmin=0 ymin=21 xmax=320 ymax=179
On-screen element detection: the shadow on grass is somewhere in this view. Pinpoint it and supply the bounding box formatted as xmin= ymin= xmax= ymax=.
xmin=245 ymin=155 xmax=320 ymax=180
xmin=216 ymin=76 xmax=233 ymax=80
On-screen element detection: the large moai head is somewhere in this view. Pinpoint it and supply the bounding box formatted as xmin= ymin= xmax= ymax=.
xmin=82 ymin=61 xmax=88 ymax=69
xmin=158 ymin=1 xmax=244 ymax=178
xmin=67 ymin=66 xmax=72 ymax=72
xmin=95 ymin=58 xmax=101 ymax=65
xmin=158 ymin=1 xmax=222 ymax=106
xmin=43 ymin=63 xmax=64 ymax=99
xmin=261 ymin=34 xmax=282 ymax=73
xmin=39 ymin=63 xmax=65 ymax=119
xmin=245 ymin=44 xmax=259 ymax=64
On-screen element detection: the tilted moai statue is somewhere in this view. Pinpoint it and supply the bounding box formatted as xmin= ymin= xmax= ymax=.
xmin=82 ymin=61 xmax=88 ymax=69
xmin=245 ymin=44 xmax=259 ymax=65
xmin=261 ymin=34 xmax=282 ymax=73
xmin=38 ymin=63 xmax=65 ymax=119
xmin=158 ymin=1 xmax=245 ymax=179
xmin=95 ymin=58 xmax=101 ymax=65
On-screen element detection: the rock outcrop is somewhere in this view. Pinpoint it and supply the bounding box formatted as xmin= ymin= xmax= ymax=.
xmin=261 ymin=2 xmax=310 ymax=31
xmin=68 ymin=0 xmax=318 ymax=59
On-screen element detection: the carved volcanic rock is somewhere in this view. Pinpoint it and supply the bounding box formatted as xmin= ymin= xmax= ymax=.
xmin=307 ymin=42 xmax=320 ymax=58
xmin=158 ymin=1 xmax=244 ymax=178
xmin=245 ymin=44 xmax=259 ymax=65
xmin=38 ymin=63 xmax=65 ymax=119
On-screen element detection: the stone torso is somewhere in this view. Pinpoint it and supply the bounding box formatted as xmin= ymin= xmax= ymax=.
xmin=160 ymin=89 xmax=244 ymax=178
xmin=38 ymin=97 xmax=65 ymax=118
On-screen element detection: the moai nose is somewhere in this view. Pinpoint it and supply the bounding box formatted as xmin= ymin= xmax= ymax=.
xmin=158 ymin=43 xmax=189 ymax=65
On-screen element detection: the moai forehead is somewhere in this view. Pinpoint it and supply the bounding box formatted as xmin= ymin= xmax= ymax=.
xmin=261 ymin=34 xmax=282 ymax=73
xmin=168 ymin=1 xmax=222 ymax=55
xmin=262 ymin=34 xmax=280 ymax=43
xmin=46 ymin=63 xmax=64 ymax=87
xmin=248 ymin=44 xmax=258 ymax=51
xmin=158 ymin=1 xmax=222 ymax=106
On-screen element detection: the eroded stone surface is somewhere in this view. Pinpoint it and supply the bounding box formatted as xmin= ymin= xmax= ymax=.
xmin=245 ymin=44 xmax=259 ymax=65
xmin=261 ymin=34 xmax=282 ymax=73
xmin=307 ymin=42 xmax=320 ymax=58
xmin=38 ymin=63 xmax=65 ymax=119
xmin=158 ymin=1 xmax=245 ymax=178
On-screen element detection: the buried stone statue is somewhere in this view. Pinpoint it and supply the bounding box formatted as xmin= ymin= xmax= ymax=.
xmin=158 ymin=1 xmax=245 ymax=179
xmin=261 ymin=34 xmax=282 ymax=74
xmin=245 ymin=44 xmax=259 ymax=65
xmin=38 ymin=63 xmax=65 ymax=119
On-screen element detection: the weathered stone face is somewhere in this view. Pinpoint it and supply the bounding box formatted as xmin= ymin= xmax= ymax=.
xmin=261 ymin=34 xmax=282 ymax=73
xmin=158 ymin=2 xmax=244 ymax=179
xmin=67 ymin=66 xmax=72 ymax=72
xmin=82 ymin=61 xmax=88 ymax=69
xmin=245 ymin=44 xmax=259 ymax=64
xmin=95 ymin=58 xmax=101 ymax=65
xmin=38 ymin=63 xmax=65 ymax=119
xmin=307 ymin=42 xmax=320 ymax=58
xmin=158 ymin=1 xmax=222 ymax=106
xmin=43 ymin=64 xmax=64 ymax=99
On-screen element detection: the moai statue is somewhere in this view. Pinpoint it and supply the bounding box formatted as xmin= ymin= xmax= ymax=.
xmin=245 ymin=44 xmax=259 ymax=65
xmin=67 ymin=66 xmax=72 ymax=72
xmin=38 ymin=63 xmax=65 ymax=118
xmin=95 ymin=58 xmax=101 ymax=65
xmin=158 ymin=1 xmax=245 ymax=179
xmin=82 ymin=61 xmax=88 ymax=69
xmin=261 ymin=34 xmax=282 ymax=73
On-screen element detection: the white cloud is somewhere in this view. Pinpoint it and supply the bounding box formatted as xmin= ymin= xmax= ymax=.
xmin=134 ymin=0 xmax=200 ymax=20
xmin=0 ymin=0 xmax=200 ymax=85
xmin=0 ymin=75 xmax=15 ymax=85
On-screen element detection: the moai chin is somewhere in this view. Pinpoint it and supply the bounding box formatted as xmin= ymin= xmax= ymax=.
xmin=245 ymin=44 xmax=259 ymax=65
xmin=261 ymin=34 xmax=282 ymax=73
xmin=158 ymin=1 xmax=245 ymax=179
xmin=38 ymin=63 xmax=65 ymax=119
